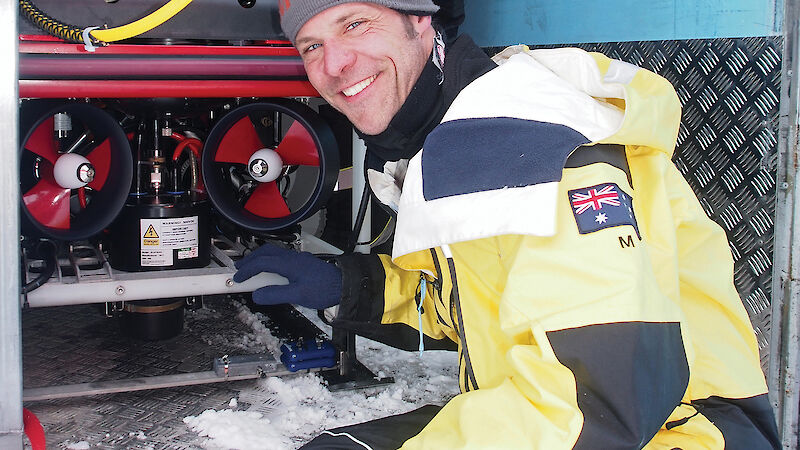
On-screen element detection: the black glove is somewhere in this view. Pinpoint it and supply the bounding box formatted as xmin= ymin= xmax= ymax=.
xmin=233 ymin=244 xmax=342 ymax=309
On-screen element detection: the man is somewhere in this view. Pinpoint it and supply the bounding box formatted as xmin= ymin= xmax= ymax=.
xmin=234 ymin=1 xmax=780 ymax=448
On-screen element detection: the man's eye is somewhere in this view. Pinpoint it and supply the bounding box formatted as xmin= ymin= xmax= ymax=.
xmin=305 ymin=43 xmax=321 ymax=53
xmin=346 ymin=21 xmax=363 ymax=31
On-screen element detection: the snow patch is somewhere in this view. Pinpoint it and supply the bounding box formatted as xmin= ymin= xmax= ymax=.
xmin=182 ymin=305 xmax=460 ymax=449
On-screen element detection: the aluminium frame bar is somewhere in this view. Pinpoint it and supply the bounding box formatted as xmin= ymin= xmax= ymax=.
xmin=0 ymin=0 xmax=21 ymax=447
xmin=769 ymin=0 xmax=800 ymax=447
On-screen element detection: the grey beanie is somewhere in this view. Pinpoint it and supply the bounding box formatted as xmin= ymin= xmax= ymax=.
xmin=279 ymin=0 xmax=440 ymax=44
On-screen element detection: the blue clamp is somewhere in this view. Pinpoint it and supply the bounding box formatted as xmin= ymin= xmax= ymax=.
xmin=280 ymin=338 xmax=337 ymax=372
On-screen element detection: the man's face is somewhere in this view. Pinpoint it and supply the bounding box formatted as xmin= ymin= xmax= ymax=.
xmin=294 ymin=3 xmax=434 ymax=135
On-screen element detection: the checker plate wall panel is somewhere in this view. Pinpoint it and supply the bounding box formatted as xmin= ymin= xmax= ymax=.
xmin=524 ymin=37 xmax=781 ymax=372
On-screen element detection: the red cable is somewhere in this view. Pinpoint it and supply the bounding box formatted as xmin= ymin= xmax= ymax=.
xmin=172 ymin=137 xmax=203 ymax=161
xmin=23 ymin=408 xmax=46 ymax=450
xmin=169 ymin=131 xmax=186 ymax=142
xmin=77 ymin=186 xmax=87 ymax=208
xmin=170 ymin=137 xmax=205 ymax=192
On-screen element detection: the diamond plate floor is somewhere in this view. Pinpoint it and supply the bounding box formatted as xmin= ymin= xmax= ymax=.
xmin=22 ymin=296 xmax=277 ymax=449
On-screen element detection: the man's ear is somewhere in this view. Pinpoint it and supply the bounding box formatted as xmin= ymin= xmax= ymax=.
xmin=409 ymin=14 xmax=433 ymax=36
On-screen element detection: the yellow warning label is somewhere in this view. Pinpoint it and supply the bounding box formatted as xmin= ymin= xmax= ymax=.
xmin=143 ymin=224 xmax=159 ymax=239
xmin=143 ymin=239 xmax=160 ymax=246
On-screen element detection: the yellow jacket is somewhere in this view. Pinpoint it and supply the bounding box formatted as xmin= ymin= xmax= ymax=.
xmin=334 ymin=46 xmax=778 ymax=449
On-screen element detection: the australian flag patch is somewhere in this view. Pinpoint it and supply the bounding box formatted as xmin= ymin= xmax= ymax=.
xmin=568 ymin=183 xmax=640 ymax=237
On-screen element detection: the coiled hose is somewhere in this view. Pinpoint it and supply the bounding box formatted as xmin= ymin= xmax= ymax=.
xmin=21 ymin=240 xmax=57 ymax=295
xmin=20 ymin=0 xmax=193 ymax=45
xmin=20 ymin=0 xmax=85 ymax=43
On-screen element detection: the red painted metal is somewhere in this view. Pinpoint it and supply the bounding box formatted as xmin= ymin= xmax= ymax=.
xmin=19 ymin=79 xmax=318 ymax=98
xmin=19 ymin=41 xmax=298 ymax=56
xmin=18 ymin=35 xmax=319 ymax=98
xmin=19 ymin=35 xmax=291 ymax=46
xmin=21 ymin=56 xmax=308 ymax=78
xmin=19 ymin=34 xmax=64 ymax=42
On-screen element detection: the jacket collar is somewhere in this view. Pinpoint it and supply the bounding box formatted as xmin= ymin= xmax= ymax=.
xmin=358 ymin=34 xmax=497 ymax=163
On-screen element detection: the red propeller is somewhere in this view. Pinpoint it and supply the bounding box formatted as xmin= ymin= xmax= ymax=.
xmin=19 ymin=103 xmax=134 ymax=240
xmin=22 ymin=164 xmax=71 ymax=230
xmin=244 ymin=181 xmax=291 ymax=218
xmin=275 ymin=121 xmax=319 ymax=167
xmin=214 ymin=116 xmax=264 ymax=165
xmin=25 ymin=117 xmax=58 ymax=163
xmin=212 ymin=115 xmax=321 ymax=219
xmin=21 ymin=120 xmax=113 ymax=231
xmin=202 ymin=100 xmax=339 ymax=232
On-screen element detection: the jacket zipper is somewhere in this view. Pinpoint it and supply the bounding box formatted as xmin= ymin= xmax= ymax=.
xmin=442 ymin=245 xmax=479 ymax=392
xmin=428 ymin=249 xmax=450 ymax=327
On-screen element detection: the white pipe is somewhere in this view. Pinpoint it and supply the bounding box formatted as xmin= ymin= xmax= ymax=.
xmin=24 ymin=268 xmax=286 ymax=308
xmin=352 ymin=130 xmax=371 ymax=254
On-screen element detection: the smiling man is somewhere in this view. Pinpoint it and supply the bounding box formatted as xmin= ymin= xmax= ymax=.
xmin=233 ymin=1 xmax=780 ymax=448
xmin=293 ymin=2 xmax=435 ymax=134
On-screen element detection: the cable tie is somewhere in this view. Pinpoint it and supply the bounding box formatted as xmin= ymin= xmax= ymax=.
xmin=82 ymin=26 xmax=100 ymax=52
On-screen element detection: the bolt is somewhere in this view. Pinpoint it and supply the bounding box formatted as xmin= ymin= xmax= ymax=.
xmin=226 ymin=278 xmax=234 ymax=287
xmin=77 ymin=163 xmax=95 ymax=183
xmin=115 ymin=286 xmax=125 ymax=295
xmin=249 ymin=159 xmax=268 ymax=177
xmin=260 ymin=117 xmax=273 ymax=127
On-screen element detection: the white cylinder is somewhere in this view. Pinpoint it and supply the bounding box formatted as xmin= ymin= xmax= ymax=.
xmin=248 ymin=148 xmax=284 ymax=182
xmin=53 ymin=153 xmax=93 ymax=189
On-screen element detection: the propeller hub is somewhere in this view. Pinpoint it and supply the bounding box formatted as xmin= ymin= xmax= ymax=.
xmin=247 ymin=148 xmax=284 ymax=183
xmin=77 ymin=162 xmax=95 ymax=183
xmin=54 ymin=153 xmax=95 ymax=189
xmin=249 ymin=159 xmax=269 ymax=176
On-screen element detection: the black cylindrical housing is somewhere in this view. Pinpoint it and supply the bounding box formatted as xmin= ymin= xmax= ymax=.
xmin=108 ymin=193 xmax=211 ymax=272
xmin=119 ymin=298 xmax=185 ymax=341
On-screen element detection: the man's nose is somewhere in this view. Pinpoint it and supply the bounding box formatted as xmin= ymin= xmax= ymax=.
xmin=323 ymin=42 xmax=356 ymax=77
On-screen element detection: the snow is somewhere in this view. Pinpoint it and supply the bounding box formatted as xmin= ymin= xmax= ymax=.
xmin=183 ymin=305 xmax=460 ymax=449
xmin=65 ymin=442 xmax=91 ymax=450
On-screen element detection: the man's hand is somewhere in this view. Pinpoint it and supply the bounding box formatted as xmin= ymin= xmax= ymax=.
xmin=233 ymin=244 xmax=342 ymax=309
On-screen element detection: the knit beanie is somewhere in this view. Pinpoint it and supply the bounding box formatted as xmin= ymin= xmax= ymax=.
xmin=279 ymin=0 xmax=440 ymax=44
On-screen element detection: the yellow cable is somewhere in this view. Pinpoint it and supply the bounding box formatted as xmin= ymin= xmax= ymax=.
xmin=90 ymin=0 xmax=193 ymax=43
xmin=369 ymin=219 xmax=392 ymax=246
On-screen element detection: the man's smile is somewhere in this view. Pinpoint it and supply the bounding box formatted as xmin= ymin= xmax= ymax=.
xmin=342 ymin=74 xmax=378 ymax=97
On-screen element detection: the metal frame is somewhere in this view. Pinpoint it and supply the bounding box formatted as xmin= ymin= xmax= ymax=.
xmin=0 ymin=0 xmax=21 ymax=447
xmin=22 ymin=238 xmax=283 ymax=307
xmin=3 ymin=5 xmax=796 ymax=450
xmin=21 ymin=233 xmax=342 ymax=308
xmin=769 ymin=0 xmax=800 ymax=447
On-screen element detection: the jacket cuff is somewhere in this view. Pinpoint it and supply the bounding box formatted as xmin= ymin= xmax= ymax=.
xmin=331 ymin=252 xmax=386 ymax=324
